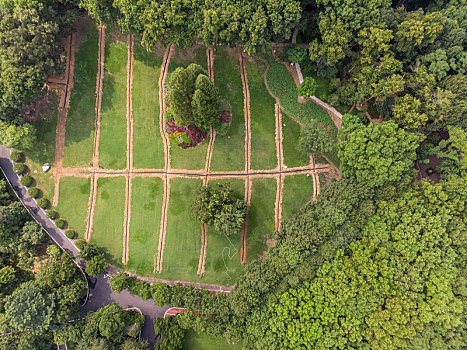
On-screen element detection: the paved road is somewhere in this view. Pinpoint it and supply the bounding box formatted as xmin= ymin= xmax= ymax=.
xmin=0 ymin=146 xmax=168 ymax=345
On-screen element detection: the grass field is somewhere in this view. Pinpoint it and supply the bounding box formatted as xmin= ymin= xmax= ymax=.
xmin=63 ymin=23 xmax=98 ymax=168
xmin=159 ymin=178 xmax=203 ymax=281
xmin=282 ymin=175 xmax=314 ymax=220
xmin=99 ymin=37 xmax=128 ymax=170
xmin=246 ymin=59 xmax=277 ymax=170
xmin=182 ymin=329 xmax=242 ymax=350
xmin=282 ymin=115 xmax=309 ymax=167
xmin=92 ymin=177 xmax=126 ymax=267
xmin=247 ymin=179 xmax=276 ymax=259
xmin=26 ymin=94 xmax=59 ymax=200
xmin=210 ymin=48 xmax=245 ymax=172
xmin=55 ymin=177 xmax=90 ymax=239
xmin=127 ymin=177 xmax=163 ymax=275
xmin=203 ymin=179 xmax=244 ymax=285
xmin=132 ymin=44 xmax=164 ymax=169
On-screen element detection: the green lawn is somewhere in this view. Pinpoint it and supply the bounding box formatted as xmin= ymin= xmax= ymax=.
xmin=99 ymin=38 xmax=128 ymax=170
xmin=25 ymin=94 xmax=59 ymax=200
xmin=247 ymin=179 xmax=276 ymax=260
xmin=203 ymin=179 xmax=244 ymax=285
xmin=168 ymin=47 xmax=209 ymax=171
xmin=182 ymin=329 xmax=242 ymax=350
xmin=266 ymin=63 xmax=334 ymax=127
xmin=92 ymin=177 xmax=126 ymax=267
xmin=282 ymin=174 xmax=314 ymax=220
xmin=210 ymin=48 xmax=245 ymax=172
xmin=127 ymin=177 xmax=163 ymax=275
xmin=159 ymin=178 xmax=202 ymax=281
xmin=132 ymin=43 xmax=164 ymax=169
xmin=63 ymin=23 xmax=99 ymax=168
xmin=282 ymin=115 xmax=309 ymax=168
xmin=55 ymin=177 xmax=90 ymax=239
xmin=246 ymin=59 xmax=277 ymax=170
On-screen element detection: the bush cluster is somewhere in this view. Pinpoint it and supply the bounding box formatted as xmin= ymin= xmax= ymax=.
xmin=13 ymin=163 xmax=28 ymax=175
xmin=46 ymin=209 xmax=59 ymax=220
xmin=37 ymin=198 xmax=50 ymax=209
xmin=65 ymin=229 xmax=77 ymax=239
xmin=28 ymin=187 xmax=41 ymax=199
xmin=55 ymin=218 xmax=67 ymax=229
xmin=20 ymin=175 xmax=33 ymax=187
xmin=10 ymin=151 xmax=24 ymax=163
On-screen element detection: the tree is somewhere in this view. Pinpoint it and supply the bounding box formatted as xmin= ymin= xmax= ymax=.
xmin=4 ymin=282 xmax=55 ymax=334
xmin=85 ymin=254 xmax=106 ymax=277
xmin=338 ymin=117 xmax=419 ymax=188
xmin=121 ymin=339 xmax=149 ymax=350
xmin=78 ymin=241 xmax=102 ymax=260
xmin=299 ymin=119 xmax=336 ymax=155
xmin=285 ymin=45 xmax=307 ymax=63
xmin=440 ymin=74 xmax=467 ymax=129
xmin=109 ymin=272 xmax=133 ymax=292
xmin=0 ymin=120 xmax=36 ymax=150
xmin=154 ymin=317 xmax=184 ymax=350
xmin=0 ymin=265 xmax=15 ymax=287
xmin=78 ymin=0 xmax=114 ymax=24
xmin=191 ymin=74 xmax=220 ymax=130
xmin=297 ymin=77 xmax=317 ymax=97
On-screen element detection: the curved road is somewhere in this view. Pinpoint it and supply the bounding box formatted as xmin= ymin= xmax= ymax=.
xmin=0 ymin=146 xmax=168 ymax=345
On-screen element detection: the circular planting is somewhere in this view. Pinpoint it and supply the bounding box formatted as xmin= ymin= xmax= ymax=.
xmin=65 ymin=229 xmax=77 ymax=239
xmin=20 ymin=175 xmax=33 ymax=187
xmin=46 ymin=209 xmax=59 ymax=220
xmin=37 ymin=198 xmax=50 ymax=209
xmin=13 ymin=163 xmax=28 ymax=175
xmin=55 ymin=218 xmax=67 ymax=229
xmin=10 ymin=151 xmax=24 ymax=163
xmin=28 ymin=187 xmax=41 ymax=199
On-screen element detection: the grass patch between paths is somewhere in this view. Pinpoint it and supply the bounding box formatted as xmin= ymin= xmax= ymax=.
xmin=55 ymin=177 xmax=90 ymax=239
xmin=63 ymin=23 xmax=98 ymax=168
xmin=127 ymin=177 xmax=163 ymax=275
xmin=282 ymin=115 xmax=309 ymax=168
xmin=92 ymin=176 xmax=125 ymax=267
xmin=282 ymin=174 xmax=314 ymax=220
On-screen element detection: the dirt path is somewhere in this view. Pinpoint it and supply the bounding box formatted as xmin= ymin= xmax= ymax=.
xmin=52 ymin=33 xmax=75 ymax=206
xmin=156 ymin=45 xmax=173 ymax=273
xmin=274 ymin=103 xmax=284 ymax=231
xmin=85 ymin=25 xmax=105 ymax=242
xmin=122 ymin=34 xmax=134 ymax=265
xmin=197 ymin=49 xmax=216 ymax=275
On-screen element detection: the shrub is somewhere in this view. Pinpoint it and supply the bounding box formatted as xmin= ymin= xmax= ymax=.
xmin=297 ymin=77 xmax=318 ymax=97
xmin=284 ymin=45 xmax=307 ymax=63
xmin=10 ymin=151 xmax=24 ymax=163
xmin=76 ymin=239 xmax=86 ymax=250
xmin=55 ymin=218 xmax=67 ymax=229
xmin=13 ymin=163 xmax=28 ymax=175
xmin=20 ymin=175 xmax=33 ymax=187
xmin=65 ymin=229 xmax=77 ymax=239
xmin=37 ymin=198 xmax=50 ymax=209
xmin=28 ymin=187 xmax=41 ymax=199
xmin=46 ymin=209 xmax=59 ymax=220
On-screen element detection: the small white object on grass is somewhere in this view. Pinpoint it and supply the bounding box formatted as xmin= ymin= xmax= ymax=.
xmin=228 ymin=136 xmax=231 ymax=139
xmin=42 ymin=163 xmax=50 ymax=172
xmin=283 ymin=124 xmax=285 ymax=126
xmin=284 ymin=165 xmax=287 ymax=169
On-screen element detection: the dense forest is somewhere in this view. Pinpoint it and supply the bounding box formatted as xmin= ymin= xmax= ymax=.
xmin=0 ymin=0 xmax=465 ymax=349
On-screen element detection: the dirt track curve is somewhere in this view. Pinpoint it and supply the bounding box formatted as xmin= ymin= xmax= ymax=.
xmin=156 ymin=45 xmax=173 ymax=273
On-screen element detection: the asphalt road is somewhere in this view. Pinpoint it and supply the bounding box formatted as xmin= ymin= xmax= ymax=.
xmin=0 ymin=146 xmax=168 ymax=345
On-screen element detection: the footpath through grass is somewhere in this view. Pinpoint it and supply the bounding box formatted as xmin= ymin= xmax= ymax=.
xmin=132 ymin=44 xmax=164 ymax=169
xmin=182 ymin=329 xmax=242 ymax=350
xmin=203 ymin=179 xmax=244 ymax=285
xmin=63 ymin=23 xmax=99 ymax=168
xmin=246 ymin=59 xmax=277 ymax=170
xmin=160 ymin=178 xmax=202 ymax=281
xmin=168 ymin=47 xmax=209 ymax=170
xmin=99 ymin=37 xmax=128 ymax=170
xmin=92 ymin=176 xmax=126 ymax=267
xmin=247 ymin=179 xmax=276 ymax=259
xmin=210 ymin=48 xmax=245 ymax=172
xmin=266 ymin=63 xmax=334 ymax=127
xmin=55 ymin=177 xmax=90 ymax=239
xmin=127 ymin=177 xmax=163 ymax=275
xmin=282 ymin=174 xmax=314 ymax=220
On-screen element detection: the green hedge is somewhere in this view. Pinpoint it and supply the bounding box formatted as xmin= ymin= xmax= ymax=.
xmin=10 ymin=151 xmax=24 ymax=163
xmin=55 ymin=218 xmax=67 ymax=229
xmin=28 ymin=187 xmax=41 ymax=199
xmin=66 ymin=229 xmax=77 ymax=239
xmin=13 ymin=163 xmax=28 ymax=175
xmin=37 ymin=198 xmax=50 ymax=209
xmin=46 ymin=209 xmax=59 ymax=220
xmin=20 ymin=175 xmax=34 ymax=187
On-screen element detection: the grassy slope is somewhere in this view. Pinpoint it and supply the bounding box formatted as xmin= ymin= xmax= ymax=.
xmin=127 ymin=177 xmax=163 ymax=275
xmin=202 ymin=179 xmax=244 ymax=285
xmin=182 ymin=329 xmax=242 ymax=350
xmin=210 ymin=48 xmax=245 ymax=172
xmin=159 ymin=178 xmax=202 ymax=281
xmin=26 ymin=94 xmax=59 ymax=200
xmin=55 ymin=177 xmax=90 ymax=239
xmin=63 ymin=24 xmax=98 ymax=168
xmin=132 ymin=44 xmax=164 ymax=169
xmin=247 ymin=179 xmax=276 ymax=260
xmin=92 ymin=176 xmax=125 ymax=267
xmin=98 ymin=38 xmax=128 ymax=170
xmin=168 ymin=47 xmax=209 ymax=170
xmin=282 ymin=115 xmax=309 ymax=167
xmin=246 ymin=59 xmax=277 ymax=170
xmin=282 ymin=174 xmax=314 ymax=220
